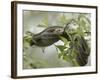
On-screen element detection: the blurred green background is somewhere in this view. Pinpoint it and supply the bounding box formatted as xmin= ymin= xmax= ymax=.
xmin=23 ymin=10 xmax=91 ymax=69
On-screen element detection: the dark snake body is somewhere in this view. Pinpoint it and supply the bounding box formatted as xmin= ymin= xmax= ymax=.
xmin=30 ymin=26 xmax=68 ymax=47
xmin=74 ymin=36 xmax=90 ymax=66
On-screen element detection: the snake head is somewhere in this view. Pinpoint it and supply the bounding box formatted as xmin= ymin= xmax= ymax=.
xmin=64 ymin=19 xmax=79 ymax=33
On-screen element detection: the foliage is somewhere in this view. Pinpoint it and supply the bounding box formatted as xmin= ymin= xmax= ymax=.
xmin=55 ymin=35 xmax=80 ymax=66
xmin=23 ymin=12 xmax=91 ymax=68
xmin=23 ymin=31 xmax=33 ymax=50
xmin=54 ymin=13 xmax=90 ymax=66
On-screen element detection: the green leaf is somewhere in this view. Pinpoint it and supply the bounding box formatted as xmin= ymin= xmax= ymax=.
xmin=58 ymin=53 xmax=63 ymax=58
xmin=24 ymin=36 xmax=32 ymax=43
xmin=55 ymin=45 xmax=67 ymax=52
xmin=63 ymin=55 xmax=71 ymax=62
xmin=70 ymin=49 xmax=77 ymax=59
xmin=59 ymin=36 xmax=69 ymax=46
xmin=72 ymin=59 xmax=80 ymax=66
xmin=25 ymin=31 xmax=33 ymax=36
xmin=76 ymin=26 xmax=84 ymax=36
xmin=23 ymin=35 xmax=32 ymax=49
